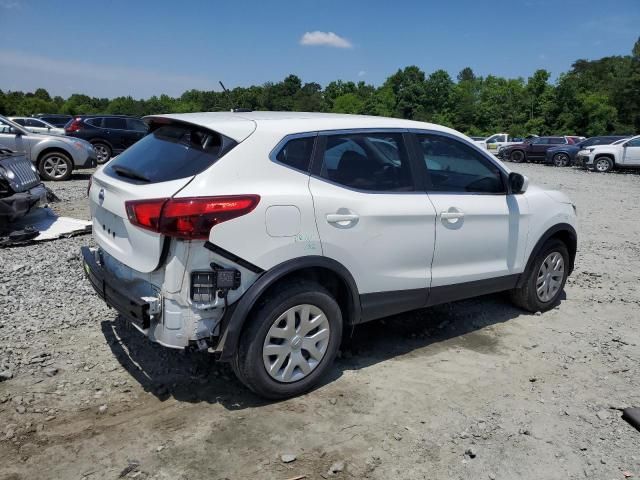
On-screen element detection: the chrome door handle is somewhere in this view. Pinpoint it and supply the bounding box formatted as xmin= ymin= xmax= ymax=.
xmin=440 ymin=211 xmax=465 ymax=220
xmin=326 ymin=213 xmax=359 ymax=223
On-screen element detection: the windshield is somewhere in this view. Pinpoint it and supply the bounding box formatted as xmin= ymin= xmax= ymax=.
xmin=105 ymin=123 xmax=237 ymax=184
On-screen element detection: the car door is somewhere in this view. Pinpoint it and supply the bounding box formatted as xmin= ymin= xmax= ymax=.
xmin=412 ymin=131 xmax=529 ymax=300
xmin=308 ymin=130 xmax=436 ymax=321
xmin=0 ymin=118 xmax=25 ymax=154
xmin=527 ymin=137 xmax=549 ymax=161
xmin=621 ymin=137 xmax=640 ymax=166
xmin=103 ymin=117 xmax=129 ymax=151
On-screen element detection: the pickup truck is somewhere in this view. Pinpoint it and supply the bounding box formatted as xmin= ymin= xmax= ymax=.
xmin=474 ymin=133 xmax=522 ymax=153
xmin=577 ymin=135 xmax=640 ymax=172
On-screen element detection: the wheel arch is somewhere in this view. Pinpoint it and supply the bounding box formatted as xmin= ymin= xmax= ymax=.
xmin=89 ymin=137 xmax=114 ymax=149
xmin=516 ymin=223 xmax=577 ymax=288
xmin=593 ymin=153 xmax=615 ymax=164
xmin=37 ymin=146 xmax=73 ymax=165
xmin=215 ymin=256 xmax=361 ymax=361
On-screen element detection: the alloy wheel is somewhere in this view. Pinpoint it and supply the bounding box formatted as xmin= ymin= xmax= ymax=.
xmin=595 ymin=158 xmax=610 ymax=172
xmin=43 ymin=156 xmax=69 ymax=180
xmin=536 ymin=252 xmax=565 ymax=302
xmin=554 ymin=153 xmax=569 ymax=167
xmin=262 ymin=304 xmax=331 ymax=383
xmin=94 ymin=144 xmax=110 ymax=163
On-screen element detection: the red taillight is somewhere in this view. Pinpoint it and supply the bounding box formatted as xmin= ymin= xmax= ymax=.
xmin=66 ymin=117 xmax=83 ymax=133
xmin=125 ymin=195 xmax=260 ymax=239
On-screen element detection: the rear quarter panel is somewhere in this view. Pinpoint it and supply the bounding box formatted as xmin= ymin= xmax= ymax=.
xmin=174 ymin=128 xmax=322 ymax=270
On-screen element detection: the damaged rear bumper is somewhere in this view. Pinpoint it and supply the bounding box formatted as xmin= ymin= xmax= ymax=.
xmin=0 ymin=183 xmax=47 ymax=223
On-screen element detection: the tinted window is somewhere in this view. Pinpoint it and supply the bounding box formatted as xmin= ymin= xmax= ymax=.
xmin=320 ymin=132 xmax=413 ymax=192
xmin=627 ymin=138 xmax=640 ymax=147
xmin=548 ymin=137 xmax=565 ymax=144
xmin=25 ymin=119 xmax=45 ymax=127
xmin=104 ymin=117 xmax=127 ymax=129
xmin=105 ymin=124 xmax=236 ymax=184
xmin=416 ymin=134 xmax=505 ymax=194
xmin=86 ymin=118 xmax=103 ymax=127
xmin=275 ymin=136 xmax=314 ymax=172
xmin=127 ymin=118 xmax=148 ymax=132
xmin=12 ymin=118 xmax=26 ymax=126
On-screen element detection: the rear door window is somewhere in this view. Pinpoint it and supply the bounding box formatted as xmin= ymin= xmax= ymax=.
xmin=127 ymin=118 xmax=148 ymax=132
xmin=86 ymin=118 xmax=103 ymax=127
xmin=319 ymin=132 xmax=414 ymax=192
xmin=104 ymin=117 xmax=127 ymax=129
xmin=104 ymin=124 xmax=237 ymax=184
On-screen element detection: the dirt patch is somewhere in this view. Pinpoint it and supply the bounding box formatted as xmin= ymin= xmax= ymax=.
xmin=1 ymin=164 xmax=639 ymax=479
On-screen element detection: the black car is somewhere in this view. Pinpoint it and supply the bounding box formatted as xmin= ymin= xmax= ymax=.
xmin=65 ymin=115 xmax=149 ymax=164
xmin=544 ymin=136 xmax=630 ymax=167
xmin=34 ymin=114 xmax=73 ymax=128
xmin=0 ymin=148 xmax=47 ymax=224
xmin=500 ymin=136 xmax=571 ymax=163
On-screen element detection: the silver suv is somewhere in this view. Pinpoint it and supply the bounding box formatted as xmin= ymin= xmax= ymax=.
xmin=0 ymin=115 xmax=96 ymax=181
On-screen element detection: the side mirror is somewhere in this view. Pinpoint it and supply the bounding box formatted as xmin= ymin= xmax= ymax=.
xmin=508 ymin=172 xmax=528 ymax=194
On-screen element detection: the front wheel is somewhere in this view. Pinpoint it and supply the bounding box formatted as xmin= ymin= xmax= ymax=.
xmin=553 ymin=153 xmax=570 ymax=167
xmin=510 ymin=239 xmax=569 ymax=312
xmin=510 ymin=150 xmax=526 ymax=163
xmin=232 ymin=282 xmax=343 ymax=399
xmin=594 ymin=157 xmax=613 ymax=173
xmin=39 ymin=152 xmax=73 ymax=181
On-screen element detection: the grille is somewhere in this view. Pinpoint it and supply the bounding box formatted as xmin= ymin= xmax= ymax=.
xmin=0 ymin=156 xmax=40 ymax=192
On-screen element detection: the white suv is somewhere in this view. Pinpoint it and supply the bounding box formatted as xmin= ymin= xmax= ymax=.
xmin=82 ymin=112 xmax=577 ymax=398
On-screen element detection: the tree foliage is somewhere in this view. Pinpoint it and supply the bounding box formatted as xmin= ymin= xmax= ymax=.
xmin=1 ymin=38 xmax=638 ymax=136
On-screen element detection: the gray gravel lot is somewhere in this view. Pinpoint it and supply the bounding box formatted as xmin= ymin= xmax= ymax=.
xmin=1 ymin=164 xmax=639 ymax=480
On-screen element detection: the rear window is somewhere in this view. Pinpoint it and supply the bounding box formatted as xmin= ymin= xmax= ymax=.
xmin=104 ymin=123 xmax=237 ymax=184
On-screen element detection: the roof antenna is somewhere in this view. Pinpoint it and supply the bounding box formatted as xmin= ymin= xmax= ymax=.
xmin=219 ymin=81 xmax=252 ymax=113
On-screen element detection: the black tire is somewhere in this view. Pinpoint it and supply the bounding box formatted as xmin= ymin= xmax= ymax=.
xmin=510 ymin=238 xmax=569 ymax=312
xmin=92 ymin=142 xmax=112 ymax=164
xmin=510 ymin=150 xmax=526 ymax=163
xmin=38 ymin=151 xmax=73 ymax=181
xmin=553 ymin=152 xmax=570 ymax=167
xmin=232 ymin=281 xmax=343 ymax=399
xmin=593 ymin=156 xmax=613 ymax=173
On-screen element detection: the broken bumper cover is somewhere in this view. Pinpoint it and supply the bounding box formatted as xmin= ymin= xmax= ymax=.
xmin=81 ymin=246 xmax=151 ymax=330
xmin=0 ymin=183 xmax=47 ymax=223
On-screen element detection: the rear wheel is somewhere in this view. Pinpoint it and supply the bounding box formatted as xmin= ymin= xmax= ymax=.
xmin=511 ymin=239 xmax=569 ymax=312
xmin=92 ymin=142 xmax=112 ymax=164
xmin=39 ymin=152 xmax=73 ymax=181
xmin=510 ymin=150 xmax=526 ymax=163
xmin=553 ymin=152 xmax=570 ymax=167
xmin=232 ymin=282 xmax=342 ymax=399
xmin=594 ymin=157 xmax=613 ymax=173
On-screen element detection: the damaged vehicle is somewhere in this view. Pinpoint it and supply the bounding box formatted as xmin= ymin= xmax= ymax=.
xmin=82 ymin=112 xmax=577 ymax=399
xmin=0 ymin=147 xmax=47 ymax=225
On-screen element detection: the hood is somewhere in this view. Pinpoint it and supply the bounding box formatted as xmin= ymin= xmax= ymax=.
xmin=544 ymin=189 xmax=573 ymax=205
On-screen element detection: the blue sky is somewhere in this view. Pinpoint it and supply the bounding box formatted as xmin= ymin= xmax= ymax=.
xmin=0 ymin=0 xmax=638 ymax=98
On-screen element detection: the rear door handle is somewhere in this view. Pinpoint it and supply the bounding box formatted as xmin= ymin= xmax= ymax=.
xmin=326 ymin=212 xmax=359 ymax=228
xmin=440 ymin=211 xmax=464 ymax=220
xmin=326 ymin=213 xmax=359 ymax=223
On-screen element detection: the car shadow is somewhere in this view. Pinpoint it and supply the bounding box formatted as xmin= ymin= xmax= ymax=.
xmin=101 ymin=291 xmax=543 ymax=409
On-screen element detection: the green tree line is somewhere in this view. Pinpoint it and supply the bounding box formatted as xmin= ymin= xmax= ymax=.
xmin=1 ymin=38 xmax=639 ymax=137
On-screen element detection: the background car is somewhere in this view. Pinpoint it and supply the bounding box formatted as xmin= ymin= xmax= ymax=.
xmin=500 ymin=136 xmax=571 ymax=163
xmin=545 ymin=136 xmax=630 ymax=167
xmin=34 ymin=114 xmax=73 ymax=128
xmin=0 ymin=115 xmax=96 ymax=181
xmin=9 ymin=117 xmax=66 ymax=135
xmin=65 ymin=115 xmax=149 ymax=164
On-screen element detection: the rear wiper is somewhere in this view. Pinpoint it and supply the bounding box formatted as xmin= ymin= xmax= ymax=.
xmin=112 ymin=165 xmax=150 ymax=182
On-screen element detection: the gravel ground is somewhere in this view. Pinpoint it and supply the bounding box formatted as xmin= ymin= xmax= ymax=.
xmin=1 ymin=164 xmax=639 ymax=480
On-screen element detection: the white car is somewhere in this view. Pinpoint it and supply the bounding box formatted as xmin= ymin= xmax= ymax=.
xmin=81 ymin=112 xmax=577 ymax=398
xmin=9 ymin=117 xmax=66 ymax=135
xmin=577 ymin=135 xmax=640 ymax=172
